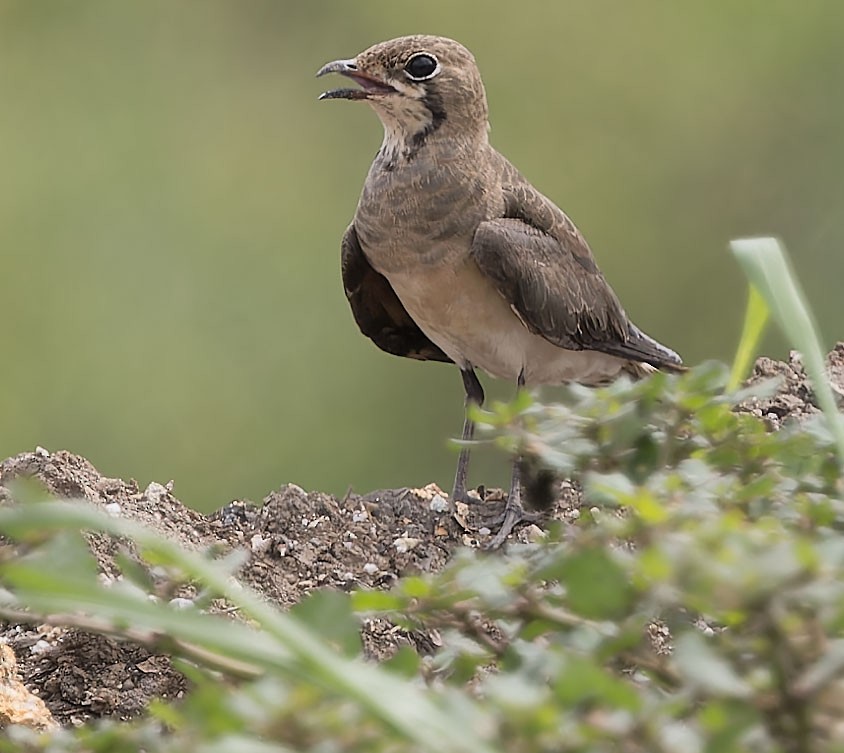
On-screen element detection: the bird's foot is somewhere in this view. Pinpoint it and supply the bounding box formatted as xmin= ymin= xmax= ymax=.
xmin=451 ymin=487 xmax=541 ymax=545
xmin=485 ymin=497 xmax=541 ymax=549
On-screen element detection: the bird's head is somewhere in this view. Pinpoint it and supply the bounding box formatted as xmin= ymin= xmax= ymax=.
xmin=317 ymin=35 xmax=489 ymax=158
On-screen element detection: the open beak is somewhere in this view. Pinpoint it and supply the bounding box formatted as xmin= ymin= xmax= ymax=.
xmin=316 ymin=58 xmax=397 ymax=101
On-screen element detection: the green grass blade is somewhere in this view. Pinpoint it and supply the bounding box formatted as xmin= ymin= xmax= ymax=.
xmin=728 ymin=284 xmax=770 ymax=391
xmin=730 ymin=237 xmax=844 ymax=466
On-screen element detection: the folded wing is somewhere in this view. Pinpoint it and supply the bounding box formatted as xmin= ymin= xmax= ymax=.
xmin=470 ymin=173 xmax=683 ymax=370
xmin=341 ymin=224 xmax=452 ymax=363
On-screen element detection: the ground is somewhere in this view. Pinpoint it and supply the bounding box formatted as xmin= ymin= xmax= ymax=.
xmin=0 ymin=346 xmax=842 ymax=728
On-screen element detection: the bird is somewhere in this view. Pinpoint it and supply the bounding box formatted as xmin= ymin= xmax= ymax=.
xmin=316 ymin=35 xmax=683 ymax=547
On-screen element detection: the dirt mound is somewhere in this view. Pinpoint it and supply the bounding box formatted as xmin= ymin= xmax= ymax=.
xmin=738 ymin=342 xmax=844 ymax=427
xmin=0 ymin=346 xmax=840 ymax=727
xmin=0 ymin=452 xmax=551 ymax=725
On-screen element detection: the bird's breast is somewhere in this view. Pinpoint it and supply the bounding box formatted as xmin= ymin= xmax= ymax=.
xmin=355 ymin=159 xmax=497 ymax=274
xmin=384 ymin=256 xmax=521 ymax=373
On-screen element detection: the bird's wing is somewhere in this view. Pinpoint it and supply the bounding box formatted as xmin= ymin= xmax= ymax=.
xmin=470 ymin=171 xmax=683 ymax=370
xmin=341 ymin=223 xmax=453 ymax=363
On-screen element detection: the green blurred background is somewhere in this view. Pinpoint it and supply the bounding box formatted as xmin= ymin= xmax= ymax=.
xmin=2 ymin=1 xmax=842 ymax=511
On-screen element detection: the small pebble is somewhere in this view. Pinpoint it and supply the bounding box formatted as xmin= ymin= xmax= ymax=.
xmin=34 ymin=446 xmax=50 ymax=457
xmin=145 ymin=482 xmax=168 ymax=504
xmin=428 ymin=494 xmax=448 ymax=512
xmin=525 ymin=524 xmax=546 ymax=541
xmin=29 ymin=640 xmax=52 ymax=656
xmin=169 ymin=597 xmax=195 ymax=610
xmin=362 ymin=562 xmax=378 ymax=575
xmin=695 ymin=618 xmax=716 ymax=636
xmin=393 ymin=534 xmax=420 ymax=553
xmin=104 ymin=502 xmax=122 ymax=517
xmin=250 ymin=534 xmax=271 ymax=555
xmin=411 ymin=483 xmax=446 ymax=500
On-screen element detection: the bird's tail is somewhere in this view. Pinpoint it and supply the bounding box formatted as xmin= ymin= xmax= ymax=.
xmin=606 ymin=323 xmax=686 ymax=374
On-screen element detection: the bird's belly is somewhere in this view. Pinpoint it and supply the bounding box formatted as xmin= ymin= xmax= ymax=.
xmin=385 ymin=259 xmax=628 ymax=386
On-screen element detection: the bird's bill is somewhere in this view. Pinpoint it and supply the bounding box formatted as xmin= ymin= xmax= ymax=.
xmin=316 ymin=58 xmax=396 ymax=101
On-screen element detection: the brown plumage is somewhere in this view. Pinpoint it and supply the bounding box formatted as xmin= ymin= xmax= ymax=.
xmin=342 ymin=225 xmax=451 ymax=363
xmin=318 ymin=35 xmax=683 ymax=546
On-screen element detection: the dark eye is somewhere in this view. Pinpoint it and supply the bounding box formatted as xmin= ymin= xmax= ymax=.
xmin=404 ymin=53 xmax=439 ymax=81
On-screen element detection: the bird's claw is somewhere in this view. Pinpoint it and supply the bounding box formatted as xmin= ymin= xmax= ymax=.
xmin=485 ymin=502 xmax=540 ymax=549
xmin=451 ymin=487 xmax=540 ymax=546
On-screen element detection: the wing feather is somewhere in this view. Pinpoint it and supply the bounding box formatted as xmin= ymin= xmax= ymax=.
xmin=471 ymin=170 xmax=683 ymax=370
xmin=341 ymin=224 xmax=452 ymax=363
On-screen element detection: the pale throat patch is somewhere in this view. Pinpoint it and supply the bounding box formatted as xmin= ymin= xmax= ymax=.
xmin=371 ymin=97 xmax=434 ymax=164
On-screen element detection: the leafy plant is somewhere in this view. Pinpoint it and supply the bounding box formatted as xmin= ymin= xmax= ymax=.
xmin=0 ymin=241 xmax=842 ymax=752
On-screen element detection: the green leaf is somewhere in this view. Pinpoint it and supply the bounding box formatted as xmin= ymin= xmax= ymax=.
xmin=484 ymin=672 xmax=549 ymax=709
xmin=289 ymin=589 xmax=361 ymax=658
xmin=201 ymin=737 xmax=299 ymax=753
xmin=792 ymin=639 xmax=844 ymax=698
xmin=673 ymin=632 xmax=752 ymax=698
xmin=382 ymin=645 xmax=422 ymax=678
xmin=558 ymin=549 xmax=634 ymax=620
xmin=553 ymin=655 xmax=640 ymax=710
xmin=728 ymin=284 xmax=769 ymax=391
xmin=583 ymin=472 xmax=634 ymax=507
xmin=351 ymin=589 xmax=404 ymax=612
xmin=2 ymin=476 xmax=53 ymax=507
xmin=401 ymin=576 xmax=433 ymax=599
xmin=699 ymin=700 xmax=762 ymax=753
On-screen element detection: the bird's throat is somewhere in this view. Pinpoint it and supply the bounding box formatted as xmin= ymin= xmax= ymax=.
xmin=371 ymin=95 xmax=447 ymax=169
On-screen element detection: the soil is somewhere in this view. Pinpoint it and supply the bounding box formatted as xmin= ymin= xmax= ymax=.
xmin=0 ymin=345 xmax=842 ymax=728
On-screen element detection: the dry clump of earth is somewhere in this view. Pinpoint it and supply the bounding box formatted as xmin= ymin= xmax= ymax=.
xmin=737 ymin=342 xmax=844 ymax=425
xmin=0 ymin=346 xmax=842 ymax=729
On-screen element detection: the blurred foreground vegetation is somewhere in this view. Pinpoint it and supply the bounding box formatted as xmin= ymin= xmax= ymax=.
xmin=2 ymin=358 xmax=844 ymax=751
xmin=2 ymin=2 xmax=843 ymax=508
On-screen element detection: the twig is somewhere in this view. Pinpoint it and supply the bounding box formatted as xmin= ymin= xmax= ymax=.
xmin=0 ymin=605 xmax=261 ymax=680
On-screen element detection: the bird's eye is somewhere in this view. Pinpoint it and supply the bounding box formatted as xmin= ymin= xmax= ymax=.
xmin=404 ymin=53 xmax=439 ymax=81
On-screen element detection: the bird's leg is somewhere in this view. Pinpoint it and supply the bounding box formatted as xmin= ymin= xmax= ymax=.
xmin=487 ymin=368 xmax=539 ymax=548
xmin=450 ymin=367 xmax=484 ymax=509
